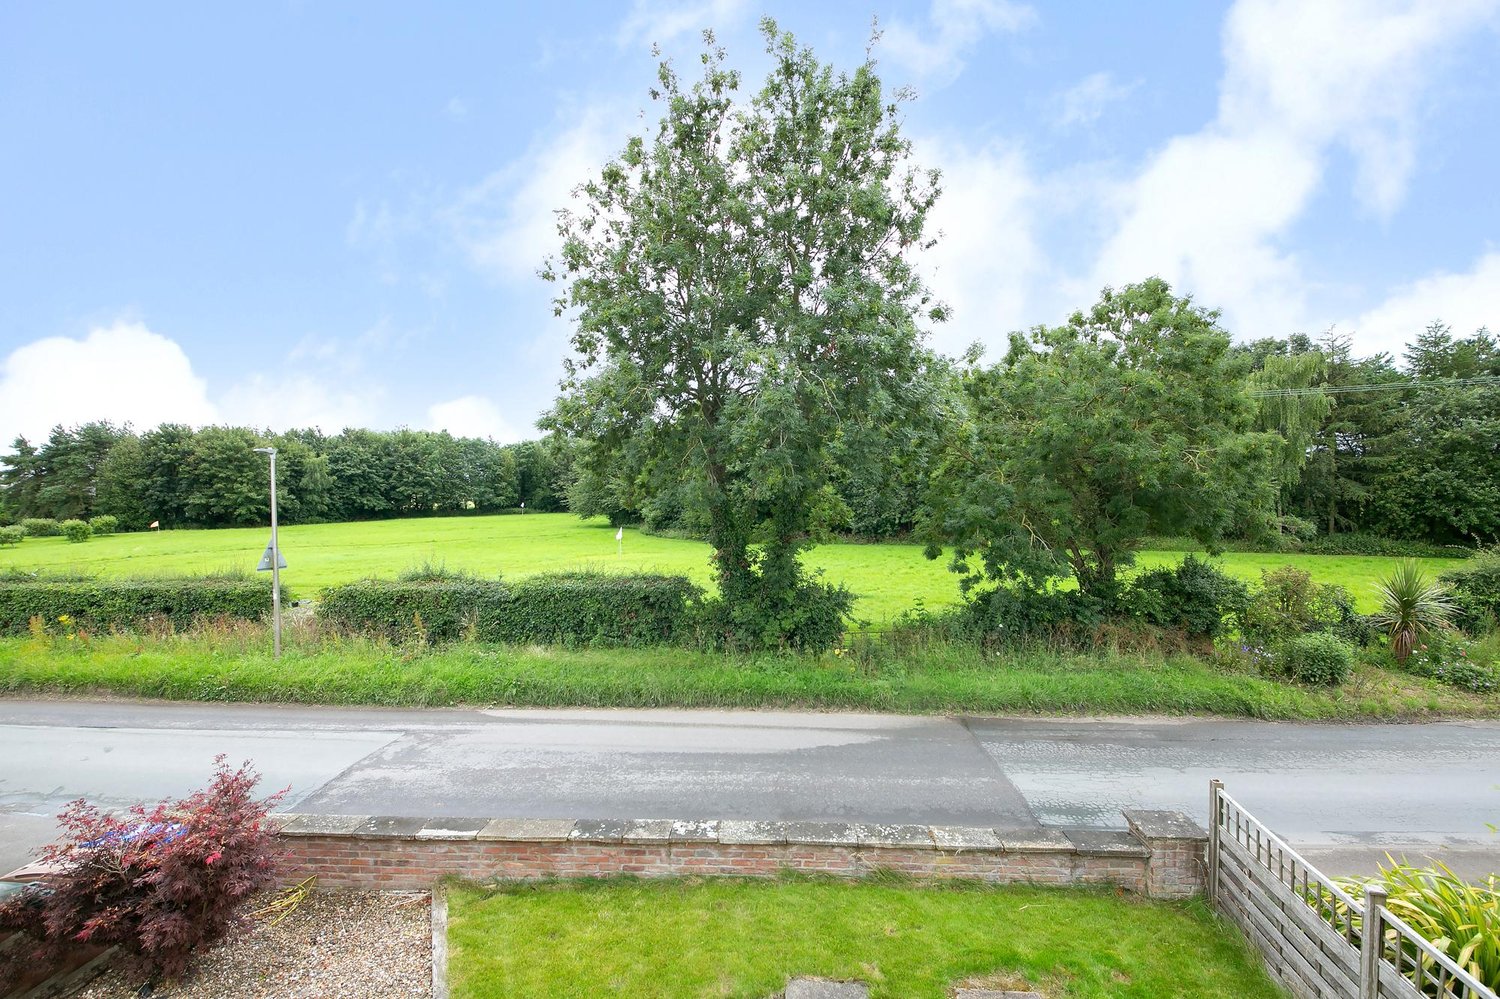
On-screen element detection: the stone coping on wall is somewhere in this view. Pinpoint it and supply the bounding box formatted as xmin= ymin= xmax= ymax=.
xmin=269 ymin=810 xmax=1208 ymax=899
xmin=273 ymin=812 xmax=1163 ymax=855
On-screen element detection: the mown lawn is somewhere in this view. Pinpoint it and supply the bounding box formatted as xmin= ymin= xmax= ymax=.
xmin=0 ymin=512 xmax=1464 ymax=623
xmin=446 ymin=876 xmax=1285 ymax=999
xmin=2 ymin=627 xmax=1492 ymax=719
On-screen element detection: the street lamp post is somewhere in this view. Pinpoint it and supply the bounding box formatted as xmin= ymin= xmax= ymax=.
xmin=253 ymin=447 xmax=282 ymax=659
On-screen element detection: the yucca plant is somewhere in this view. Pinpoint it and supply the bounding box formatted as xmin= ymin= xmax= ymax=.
xmin=1372 ymin=561 xmax=1456 ymax=663
xmin=1339 ymin=861 xmax=1500 ymax=991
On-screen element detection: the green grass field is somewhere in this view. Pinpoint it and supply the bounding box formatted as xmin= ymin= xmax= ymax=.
xmin=446 ymin=876 xmax=1282 ymax=998
xmin=0 ymin=512 xmax=1462 ymax=623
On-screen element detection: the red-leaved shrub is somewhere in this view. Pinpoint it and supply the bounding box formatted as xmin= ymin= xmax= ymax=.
xmin=0 ymin=756 xmax=285 ymax=985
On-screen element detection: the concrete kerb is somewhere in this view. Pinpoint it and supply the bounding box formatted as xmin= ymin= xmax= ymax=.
xmin=272 ymin=809 xmax=1209 ymax=899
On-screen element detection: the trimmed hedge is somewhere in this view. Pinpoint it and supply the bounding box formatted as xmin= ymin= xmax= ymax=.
xmin=318 ymin=572 xmax=702 ymax=647
xmin=1141 ymin=533 xmax=1473 ymax=559
xmin=318 ymin=576 xmax=512 ymax=643
xmin=0 ymin=577 xmax=276 ymax=635
xmin=88 ymin=515 xmax=119 ymax=536
xmin=20 ymin=519 xmax=59 ymax=538
xmin=0 ymin=527 xmax=22 ymax=548
xmin=1302 ymin=533 xmax=1473 ymax=559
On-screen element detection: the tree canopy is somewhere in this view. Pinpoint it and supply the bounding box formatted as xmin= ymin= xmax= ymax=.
xmin=923 ymin=279 xmax=1278 ymax=600
xmin=544 ymin=20 xmax=945 ymax=645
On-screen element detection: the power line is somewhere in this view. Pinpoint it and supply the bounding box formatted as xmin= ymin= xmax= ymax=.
xmin=1248 ymin=374 xmax=1500 ymax=399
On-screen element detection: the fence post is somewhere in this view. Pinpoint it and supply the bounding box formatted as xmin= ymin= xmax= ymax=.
xmin=1207 ymin=779 xmax=1223 ymax=905
xmin=1359 ymin=883 xmax=1387 ymax=999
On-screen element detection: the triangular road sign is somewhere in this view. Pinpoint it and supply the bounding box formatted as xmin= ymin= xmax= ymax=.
xmin=256 ymin=541 xmax=287 ymax=572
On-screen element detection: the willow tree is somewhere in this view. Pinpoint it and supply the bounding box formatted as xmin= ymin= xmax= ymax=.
xmin=544 ymin=21 xmax=944 ymax=647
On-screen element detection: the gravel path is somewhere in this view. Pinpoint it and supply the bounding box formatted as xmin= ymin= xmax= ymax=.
xmin=72 ymin=890 xmax=432 ymax=998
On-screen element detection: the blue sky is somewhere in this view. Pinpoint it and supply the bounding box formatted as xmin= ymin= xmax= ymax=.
xmin=2 ymin=0 xmax=1498 ymax=445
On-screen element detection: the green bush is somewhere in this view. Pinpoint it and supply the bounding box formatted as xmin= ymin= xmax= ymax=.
xmin=0 ymin=577 xmax=275 ymax=635
xmin=20 ymin=518 xmax=59 ymax=538
xmin=1401 ymin=633 xmax=1498 ymax=693
xmin=1277 ymin=632 xmax=1355 ymax=685
xmin=0 ymin=527 xmax=22 ymax=548
xmin=1441 ymin=548 xmax=1500 ymax=633
xmin=1124 ymin=555 xmax=1249 ymax=640
xmin=696 ymin=577 xmax=852 ymax=653
xmin=318 ymin=572 xmax=702 ymax=647
xmin=59 ymin=519 xmax=92 ymax=544
xmin=958 ymin=586 xmax=1108 ymax=643
xmin=1239 ymin=566 xmax=1369 ymax=647
xmin=88 ymin=515 xmax=119 ymax=536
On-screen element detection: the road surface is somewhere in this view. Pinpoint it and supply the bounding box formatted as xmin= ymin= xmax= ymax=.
xmin=2 ymin=700 xmax=1496 ymax=877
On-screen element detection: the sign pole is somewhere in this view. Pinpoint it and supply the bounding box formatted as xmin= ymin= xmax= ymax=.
xmin=269 ymin=450 xmax=281 ymax=660
xmin=254 ymin=446 xmax=283 ymax=660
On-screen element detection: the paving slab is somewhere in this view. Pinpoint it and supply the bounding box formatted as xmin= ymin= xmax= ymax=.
xmin=931 ymin=825 xmax=1003 ymax=851
xmin=416 ymin=817 xmax=490 ymax=840
xmin=782 ymin=821 xmax=860 ymax=846
xmin=570 ymin=818 xmax=629 ymax=843
xmin=785 ymin=979 xmax=868 ymax=998
xmin=1062 ymin=828 xmax=1149 ymax=857
xmin=996 ymin=827 xmax=1075 ymax=853
xmin=955 ymin=991 xmax=1044 ymax=998
xmin=352 ymin=815 xmax=427 ymax=839
xmin=476 ymin=818 xmax=576 ymax=841
xmin=669 ymin=818 xmax=720 ymax=843
xmin=857 ymin=823 xmax=934 ymax=848
xmin=621 ymin=818 xmax=675 ymax=843
xmin=719 ymin=820 xmax=789 ymax=845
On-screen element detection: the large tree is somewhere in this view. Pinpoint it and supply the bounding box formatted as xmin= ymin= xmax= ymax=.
xmin=924 ymin=279 xmax=1277 ymax=601
xmin=544 ymin=21 xmax=943 ymax=644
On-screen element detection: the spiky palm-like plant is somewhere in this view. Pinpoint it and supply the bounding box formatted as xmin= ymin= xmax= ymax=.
xmin=1372 ymin=561 xmax=1455 ymax=663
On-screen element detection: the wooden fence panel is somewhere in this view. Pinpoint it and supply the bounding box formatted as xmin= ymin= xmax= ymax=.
xmin=1207 ymin=783 xmax=1497 ymax=999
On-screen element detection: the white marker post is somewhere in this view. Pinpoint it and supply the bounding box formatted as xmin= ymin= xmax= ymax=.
xmin=616 ymin=525 xmax=623 ymax=557
xmin=253 ymin=447 xmax=283 ymax=660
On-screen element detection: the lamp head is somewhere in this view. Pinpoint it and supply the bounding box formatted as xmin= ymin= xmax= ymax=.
xmin=253 ymin=447 xmax=276 ymax=455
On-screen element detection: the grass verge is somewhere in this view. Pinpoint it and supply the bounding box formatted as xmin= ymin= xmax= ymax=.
xmin=445 ymin=874 xmax=1284 ymax=999
xmin=1 ymin=624 xmax=1493 ymax=719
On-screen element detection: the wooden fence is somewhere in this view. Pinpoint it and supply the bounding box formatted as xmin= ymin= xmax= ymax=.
xmin=1208 ymin=780 xmax=1495 ymax=999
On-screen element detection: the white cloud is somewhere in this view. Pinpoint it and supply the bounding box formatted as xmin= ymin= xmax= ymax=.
xmin=912 ymin=137 xmax=1047 ymax=354
xmin=426 ymin=395 xmax=522 ymax=443
xmin=616 ymin=0 xmax=748 ymax=49
xmin=0 ymin=322 xmax=218 ymax=443
xmin=1344 ymin=251 xmax=1500 ymax=358
xmin=219 ymin=373 xmax=383 ymax=434
xmin=1089 ymin=0 xmax=1499 ymax=340
xmin=444 ymin=97 xmax=469 ymax=121
xmin=881 ymin=0 xmax=1034 ymax=84
xmin=449 ymin=106 xmax=623 ymax=283
xmin=1054 ymin=72 xmax=1136 ymax=129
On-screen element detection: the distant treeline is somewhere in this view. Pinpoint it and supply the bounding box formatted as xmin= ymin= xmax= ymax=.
xmin=0 ymin=425 xmax=572 ymax=531
xmin=2 ymin=323 xmax=1498 ymax=547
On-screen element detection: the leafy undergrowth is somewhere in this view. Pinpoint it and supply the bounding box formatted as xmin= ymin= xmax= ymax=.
xmin=446 ymin=875 xmax=1285 ymax=999
xmin=1 ymin=623 xmax=1494 ymax=719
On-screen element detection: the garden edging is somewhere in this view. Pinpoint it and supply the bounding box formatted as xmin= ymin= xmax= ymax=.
xmin=271 ymin=809 xmax=1207 ymax=899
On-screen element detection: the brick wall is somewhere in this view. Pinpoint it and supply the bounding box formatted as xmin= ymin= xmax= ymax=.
xmin=272 ymin=812 xmax=1208 ymax=899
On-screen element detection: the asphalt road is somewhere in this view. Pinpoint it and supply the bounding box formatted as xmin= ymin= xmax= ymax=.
xmin=2 ymin=700 xmax=1496 ymax=877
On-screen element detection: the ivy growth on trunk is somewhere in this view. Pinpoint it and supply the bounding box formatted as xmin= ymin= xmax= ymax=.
xmin=544 ymin=20 xmax=944 ymax=648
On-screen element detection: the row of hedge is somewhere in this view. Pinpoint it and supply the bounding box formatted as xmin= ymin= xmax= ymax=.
xmin=0 ymin=576 xmax=275 ymax=635
xmin=317 ymin=572 xmax=702 ymax=647
xmin=4 ymin=516 xmax=120 ymax=540
xmin=1139 ymin=532 xmax=1473 ymax=559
